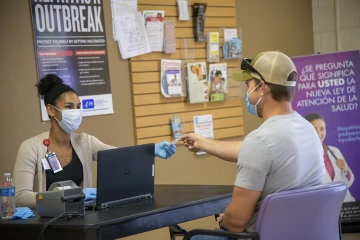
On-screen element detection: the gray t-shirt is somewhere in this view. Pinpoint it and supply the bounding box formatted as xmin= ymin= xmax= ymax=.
xmin=235 ymin=111 xmax=325 ymax=231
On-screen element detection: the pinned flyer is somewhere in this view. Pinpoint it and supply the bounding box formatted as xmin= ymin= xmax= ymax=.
xmin=142 ymin=10 xmax=165 ymax=52
xmin=193 ymin=115 xmax=214 ymax=155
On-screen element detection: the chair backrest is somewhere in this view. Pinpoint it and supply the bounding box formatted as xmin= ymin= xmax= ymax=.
xmin=255 ymin=182 xmax=346 ymax=240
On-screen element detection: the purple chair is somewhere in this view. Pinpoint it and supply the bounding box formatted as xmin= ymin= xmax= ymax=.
xmin=183 ymin=182 xmax=347 ymax=240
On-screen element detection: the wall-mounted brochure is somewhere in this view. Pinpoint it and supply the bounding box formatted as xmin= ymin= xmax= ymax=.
xmin=142 ymin=10 xmax=165 ymax=52
xmin=186 ymin=62 xmax=208 ymax=103
xmin=224 ymin=28 xmax=237 ymax=42
xmin=208 ymin=63 xmax=227 ymax=101
xmin=161 ymin=60 xmax=186 ymax=97
xmin=207 ymin=32 xmax=220 ymax=62
xmin=170 ymin=113 xmax=184 ymax=139
xmin=164 ymin=20 xmax=176 ymax=54
xmin=223 ymin=38 xmax=242 ymax=60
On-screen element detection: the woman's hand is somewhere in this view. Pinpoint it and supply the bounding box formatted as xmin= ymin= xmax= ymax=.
xmin=336 ymin=159 xmax=349 ymax=173
xmin=155 ymin=142 xmax=176 ymax=159
xmin=83 ymin=188 xmax=97 ymax=201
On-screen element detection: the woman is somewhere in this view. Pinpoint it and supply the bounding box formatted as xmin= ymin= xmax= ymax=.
xmin=304 ymin=113 xmax=355 ymax=202
xmin=13 ymin=74 xmax=176 ymax=208
xmin=190 ymin=65 xmax=204 ymax=81
xmin=211 ymin=70 xmax=222 ymax=94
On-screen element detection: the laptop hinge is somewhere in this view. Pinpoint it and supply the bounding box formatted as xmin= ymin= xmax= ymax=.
xmin=101 ymin=193 xmax=152 ymax=208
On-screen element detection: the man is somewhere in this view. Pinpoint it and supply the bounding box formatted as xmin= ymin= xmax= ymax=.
xmin=181 ymin=51 xmax=325 ymax=238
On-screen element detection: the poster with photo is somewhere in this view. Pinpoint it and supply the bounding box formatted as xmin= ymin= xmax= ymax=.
xmin=30 ymin=0 xmax=113 ymax=120
xmin=292 ymin=50 xmax=360 ymax=222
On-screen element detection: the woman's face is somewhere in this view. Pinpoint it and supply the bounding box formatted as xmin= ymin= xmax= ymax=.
xmin=191 ymin=66 xmax=197 ymax=74
xmin=47 ymin=92 xmax=81 ymax=121
xmin=311 ymin=119 xmax=326 ymax=143
xmin=214 ymin=74 xmax=222 ymax=84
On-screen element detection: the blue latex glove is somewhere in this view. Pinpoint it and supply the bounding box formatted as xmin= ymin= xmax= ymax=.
xmin=12 ymin=207 xmax=35 ymax=220
xmin=83 ymin=188 xmax=97 ymax=201
xmin=155 ymin=141 xmax=176 ymax=159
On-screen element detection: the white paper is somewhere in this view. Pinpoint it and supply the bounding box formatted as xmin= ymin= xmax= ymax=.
xmin=111 ymin=0 xmax=138 ymax=40
xmin=42 ymin=158 xmax=51 ymax=170
xmin=194 ymin=115 xmax=214 ymax=138
xmin=193 ymin=115 xmax=214 ymax=155
xmin=115 ymin=12 xmax=151 ymax=59
xmin=177 ymin=0 xmax=190 ymax=21
xmin=224 ymin=28 xmax=238 ymax=42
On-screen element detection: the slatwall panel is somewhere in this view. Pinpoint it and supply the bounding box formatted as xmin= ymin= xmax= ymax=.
xmin=130 ymin=0 xmax=244 ymax=145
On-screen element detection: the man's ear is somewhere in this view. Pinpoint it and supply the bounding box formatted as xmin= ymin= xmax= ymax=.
xmin=46 ymin=104 xmax=56 ymax=117
xmin=260 ymin=81 xmax=268 ymax=94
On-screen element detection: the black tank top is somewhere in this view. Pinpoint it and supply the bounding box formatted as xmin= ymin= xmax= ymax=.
xmin=46 ymin=148 xmax=84 ymax=190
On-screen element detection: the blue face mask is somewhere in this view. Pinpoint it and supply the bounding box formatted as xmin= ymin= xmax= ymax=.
xmin=246 ymin=83 xmax=264 ymax=117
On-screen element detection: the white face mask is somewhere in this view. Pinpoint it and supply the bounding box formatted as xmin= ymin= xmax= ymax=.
xmin=52 ymin=106 xmax=82 ymax=134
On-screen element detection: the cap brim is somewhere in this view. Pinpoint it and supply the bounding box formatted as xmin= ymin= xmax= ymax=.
xmin=232 ymin=70 xmax=253 ymax=82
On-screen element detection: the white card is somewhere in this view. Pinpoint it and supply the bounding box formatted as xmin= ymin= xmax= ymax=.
xmin=41 ymin=158 xmax=51 ymax=170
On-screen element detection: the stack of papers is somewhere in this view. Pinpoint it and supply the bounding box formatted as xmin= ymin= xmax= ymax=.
xmin=115 ymin=13 xmax=152 ymax=59
xmin=111 ymin=0 xmax=152 ymax=59
xmin=111 ymin=0 xmax=137 ymax=41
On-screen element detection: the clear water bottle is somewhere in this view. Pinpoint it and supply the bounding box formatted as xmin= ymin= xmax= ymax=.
xmin=1 ymin=173 xmax=16 ymax=219
xmin=0 ymin=177 xmax=2 ymax=217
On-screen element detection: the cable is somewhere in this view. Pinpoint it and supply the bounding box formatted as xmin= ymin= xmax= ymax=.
xmin=38 ymin=211 xmax=83 ymax=240
xmin=38 ymin=198 xmax=149 ymax=239
xmin=84 ymin=202 xmax=97 ymax=216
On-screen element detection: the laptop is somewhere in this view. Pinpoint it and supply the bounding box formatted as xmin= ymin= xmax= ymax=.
xmin=85 ymin=143 xmax=155 ymax=209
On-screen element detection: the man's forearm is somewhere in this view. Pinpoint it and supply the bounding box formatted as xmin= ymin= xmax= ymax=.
xmin=198 ymin=138 xmax=242 ymax=162
xmin=221 ymin=212 xmax=246 ymax=232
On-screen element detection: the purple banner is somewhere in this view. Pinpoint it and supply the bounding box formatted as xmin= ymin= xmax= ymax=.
xmin=292 ymin=50 xmax=360 ymax=222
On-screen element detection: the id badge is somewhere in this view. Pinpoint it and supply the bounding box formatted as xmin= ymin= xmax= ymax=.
xmin=45 ymin=152 xmax=63 ymax=173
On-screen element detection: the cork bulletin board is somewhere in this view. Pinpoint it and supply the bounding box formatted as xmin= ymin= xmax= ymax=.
xmin=129 ymin=0 xmax=244 ymax=144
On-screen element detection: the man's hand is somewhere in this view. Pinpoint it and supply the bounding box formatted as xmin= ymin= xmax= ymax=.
xmin=181 ymin=134 xmax=241 ymax=162
xmin=180 ymin=133 xmax=205 ymax=152
xmin=336 ymin=159 xmax=349 ymax=172
xmin=214 ymin=213 xmax=224 ymax=229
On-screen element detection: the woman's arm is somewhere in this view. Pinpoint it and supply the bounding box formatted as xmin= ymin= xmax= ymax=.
xmin=13 ymin=140 xmax=37 ymax=208
xmin=87 ymin=134 xmax=116 ymax=160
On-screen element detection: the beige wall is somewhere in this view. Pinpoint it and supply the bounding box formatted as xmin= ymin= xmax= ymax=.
xmin=237 ymin=0 xmax=316 ymax=134
xmin=313 ymin=0 xmax=360 ymax=53
xmin=0 ymin=0 xmax=320 ymax=239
